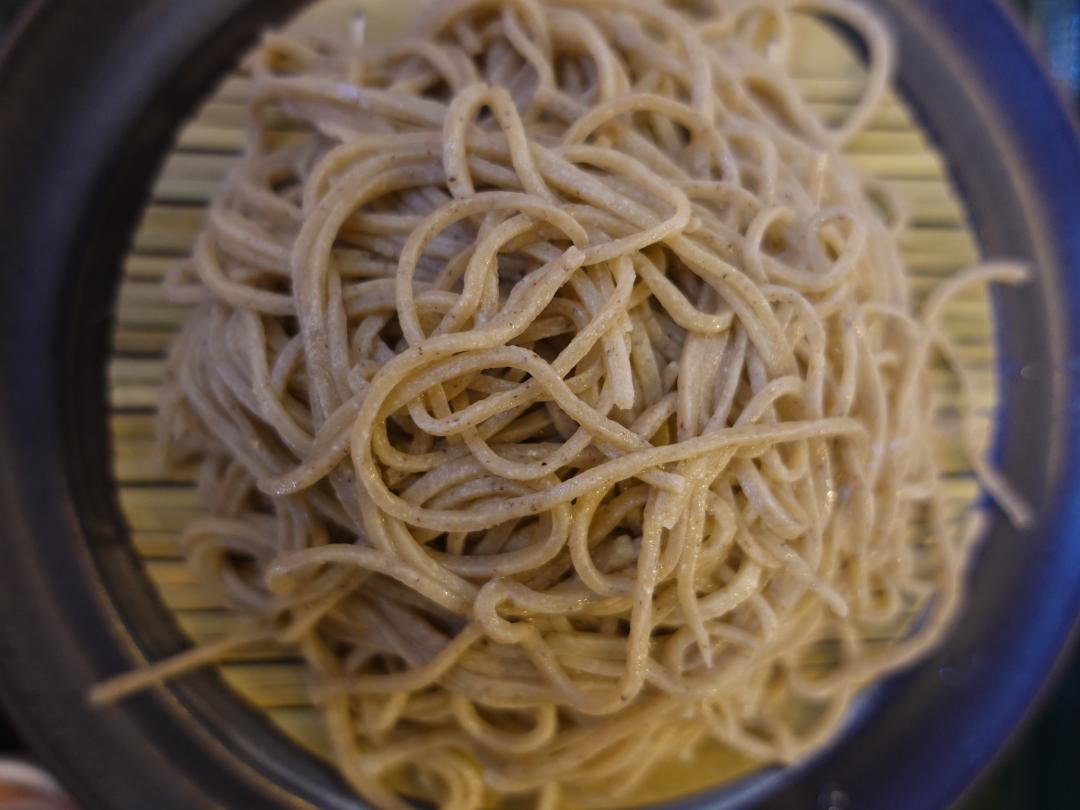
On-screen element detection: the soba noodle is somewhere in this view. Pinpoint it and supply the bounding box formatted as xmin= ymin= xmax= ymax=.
xmin=92 ymin=0 xmax=1029 ymax=807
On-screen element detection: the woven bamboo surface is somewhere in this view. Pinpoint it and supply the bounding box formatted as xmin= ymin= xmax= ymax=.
xmin=106 ymin=0 xmax=999 ymax=793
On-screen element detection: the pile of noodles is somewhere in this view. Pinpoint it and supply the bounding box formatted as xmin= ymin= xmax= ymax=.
xmin=93 ymin=0 xmax=1029 ymax=807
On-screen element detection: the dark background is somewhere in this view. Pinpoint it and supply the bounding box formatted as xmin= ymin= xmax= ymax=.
xmin=0 ymin=1 xmax=1077 ymax=808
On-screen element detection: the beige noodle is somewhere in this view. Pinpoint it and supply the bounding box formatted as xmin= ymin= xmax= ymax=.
xmin=92 ymin=0 xmax=1029 ymax=807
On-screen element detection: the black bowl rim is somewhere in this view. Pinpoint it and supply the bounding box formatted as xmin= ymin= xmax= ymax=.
xmin=1 ymin=1 xmax=1080 ymax=809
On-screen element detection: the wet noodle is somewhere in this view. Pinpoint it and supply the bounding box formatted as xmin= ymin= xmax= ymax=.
xmin=93 ymin=1 xmax=1028 ymax=807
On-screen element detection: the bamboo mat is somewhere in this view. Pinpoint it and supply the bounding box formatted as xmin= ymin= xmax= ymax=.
xmin=107 ymin=0 xmax=999 ymax=789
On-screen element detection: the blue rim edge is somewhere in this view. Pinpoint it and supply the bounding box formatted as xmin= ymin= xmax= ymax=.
xmin=907 ymin=1 xmax=1080 ymax=808
xmin=0 ymin=1 xmax=1078 ymax=810
xmin=660 ymin=0 xmax=1080 ymax=807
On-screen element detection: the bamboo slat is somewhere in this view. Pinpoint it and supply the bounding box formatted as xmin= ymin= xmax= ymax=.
xmin=105 ymin=1 xmax=1009 ymax=786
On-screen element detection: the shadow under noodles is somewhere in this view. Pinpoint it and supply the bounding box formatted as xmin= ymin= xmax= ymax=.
xmin=107 ymin=1 xmax=1006 ymax=807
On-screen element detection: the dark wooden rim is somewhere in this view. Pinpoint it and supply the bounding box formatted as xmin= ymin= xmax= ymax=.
xmin=0 ymin=1 xmax=1078 ymax=809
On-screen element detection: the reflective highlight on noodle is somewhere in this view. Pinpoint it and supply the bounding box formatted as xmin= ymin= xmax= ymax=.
xmin=92 ymin=0 xmax=1029 ymax=807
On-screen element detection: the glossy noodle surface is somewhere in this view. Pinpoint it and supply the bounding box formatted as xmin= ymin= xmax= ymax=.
xmin=103 ymin=1 xmax=1023 ymax=807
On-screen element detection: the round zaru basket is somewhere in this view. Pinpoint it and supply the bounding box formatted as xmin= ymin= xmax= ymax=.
xmin=107 ymin=0 xmax=1000 ymax=805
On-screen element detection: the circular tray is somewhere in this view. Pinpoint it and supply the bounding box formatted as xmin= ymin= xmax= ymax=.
xmin=1 ymin=1 xmax=1079 ymax=809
